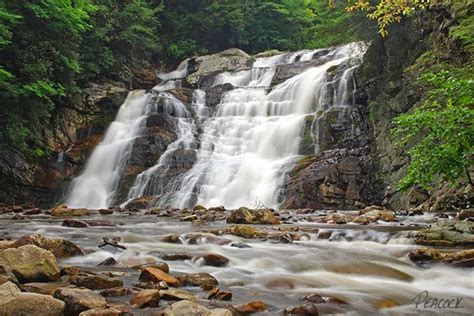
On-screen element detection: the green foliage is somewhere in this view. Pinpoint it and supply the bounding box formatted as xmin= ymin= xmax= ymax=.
xmin=393 ymin=71 xmax=474 ymax=190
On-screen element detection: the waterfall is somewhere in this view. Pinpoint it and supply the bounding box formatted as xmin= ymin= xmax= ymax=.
xmin=125 ymin=42 xmax=367 ymax=209
xmin=65 ymin=90 xmax=151 ymax=209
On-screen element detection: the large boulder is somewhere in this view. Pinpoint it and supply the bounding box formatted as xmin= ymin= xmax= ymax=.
xmin=226 ymin=207 xmax=280 ymax=225
xmin=12 ymin=234 xmax=84 ymax=258
xmin=187 ymin=48 xmax=253 ymax=86
xmin=130 ymin=289 xmax=160 ymax=308
xmin=0 ymin=245 xmax=60 ymax=283
xmin=0 ymin=281 xmax=65 ymax=316
xmin=51 ymin=205 xmax=90 ymax=217
xmin=54 ymin=287 xmax=107 ymax=316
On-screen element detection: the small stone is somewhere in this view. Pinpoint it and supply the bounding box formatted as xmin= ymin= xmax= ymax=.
xmin=201 ymin=253 xmax=229 ymax=267
xmin=160 ymin=289 xmax=197 ymax=301
xmin=23 ymin=208 xmax=42 ymax=215
xmin=98 ymin=257 xmax=117 ymax=266
xmin=139 ymin=267 xmax=180 ymax=287
xmin=63 ymin=219 xmax=89 ymax=228
xmin=160 ymin=253 xmax=193 ymax=261
xmin=130 ymin=289 xmax=160 ymax=308
xmin=160 ymin=234 xmax=182 ymax=244
xmin=68 ymin=273 xmax=123 ymax=290
xmin=54 ymin=287 xmax=107 ymax=316
xmin=163 ymin=300 xmax=209 ymax=315
xmin=304 ymin=293 xmax=325 ymax=304
xmin=283 ymin=302 xmax=319 ymax=315
xmin=177 ymin=272 xmax=218 ymax=290
xmin=99 ymin=287 xmax=134 ymax=297
xmin=234 ymin=301 xmax=267 ymax=314
xmin=138 ymin=262 xmax=170 ymax=273
xmin=98 ymin=209 xmax=114 ymax=215
xmin=318 ymin=231 xmax=332 ymax=239
xmin=21 ymin=282 xmax=61 ymax=295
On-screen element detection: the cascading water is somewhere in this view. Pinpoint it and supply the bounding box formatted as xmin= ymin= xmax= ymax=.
xmin=65 ymin=61 xmax=190 ymax=209
xmin=126 ymin=42 xmax=368 ymax=209
xmin=65 ymin=91 xmax=151 ymax=209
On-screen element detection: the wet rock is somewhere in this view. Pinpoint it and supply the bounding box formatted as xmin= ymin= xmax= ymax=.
xmin=283 ymin=302 xmax=319 ymax=315
xmin=304 ymin=293 xmax=326 ymax=304
xmin=79 ymin=308 xmax=125 ymax=316
xmin=409 ymin=247 xmax=474 ymax=267
xmin=139 ymin=267 xmax=180 ymax=287
xmin=51 ymin=205 xmax=90 ymax=217
xmin=85 ymin=220 xmax=114 ymax=227
xmin=68 ymin=273 xmax=123 ymax=290
xmin=98 ymin=257 xmax=117 ymax=266
xmin=130 ymin=289 xmax=160 ymax=308
xmin=352 ymin=215 xmax=370 ymax=225
xmin=21 ymin=282 xmax=61 ymax=295
xmin=131 ymin=67 xmax=159 ymax=90
xmin=63 ymin=219 xmax=89 ymax=228
xmin=363 ymin=209 xmax=396 ymax=222
xmin=328 ymin=213 xmax=348 ymax=224
xmin=208 ymin=287 xmax=232 ymax=301
xmin=230 ymin=242 xmax=251 ymax=249
xmin=177 ymin=272 xmax=218 ymax=290
xmin=0 ymin=264 xmax=18 ymax=285
xmin=228 ymin=225 xmax=265 ymax=239
xmin=318 ymin=231 xmax=332 ymax=239
xmin=0 ymin=281 xmax=65 ymax=316
xmin=12 ymin=234 xmax=84 ymax=258
xmin=54 ymin=287 xmax=107 ymax=316
xmin=98 ymin=209 xmax=114 ymax=215
xmin=0 ymin=245 xmax=60 ymax=283
xmin=411 ymin=221 xmax=474 ymax=247
xmin=163 ymin=299 xmax=209 ymax=316
xmin=138 ymin=262 xmax=170 ymax=273
xmin=24 ymin=208 xmax=42 ymax=215
xmin=234 ymin=301 xmax=267 ymax=314
xmin=123 ymin=196 xmax=154 ymax=209
xmin=161 ymin=234 xmax=182 ymax=244
xmin=200 ymin=253 xmax=229 ymax=267
xmin=160 ymin=289 xmax=197 ymax=301
xmin=226 ymin=207 xmax=280 ymax=225
xmin=99 ymin=287 xmax=134 ymax=297
xmin=160 ymin=253 xmax=193 ymax=261
xmin=193 ymin=204 xmax=207 ymax=211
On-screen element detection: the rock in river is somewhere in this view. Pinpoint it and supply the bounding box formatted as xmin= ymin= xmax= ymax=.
xmin=54 ymin=286 xmax=107 ymax=316
xmin=0 ymin=281 xmax=65 ymax=316
xmin=226 ymin=207 xmax=280 ymax=225
xmin=0 ymin=245 xmax=60 ymax=283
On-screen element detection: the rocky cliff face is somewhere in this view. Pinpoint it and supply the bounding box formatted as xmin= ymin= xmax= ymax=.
xmin=356 ymin=5 xmax=472 ymax=211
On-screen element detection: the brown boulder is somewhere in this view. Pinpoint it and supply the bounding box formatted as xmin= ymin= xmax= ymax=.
xmin=201 ymin=253 xmax=229 ymax=267
xmin=0 ymin=281 xmax=65 ymax=316
xmin=79 ymin=308 xmax=125 ymax=316
xmin=68 ymin=273 xmax=123 ymax=290
xmin=139 ymin=267 xmax=180 ymax=287
xmin=226 ymin=207 xmax=280 ymax=225
xmin=160 ymin=289 xmax=197 ymax=301
xmin=12 ymin=234 xmax=84 ymax=258
xmin=130 ymin=289 xmax=160 ymax=308
xmin=51 ymin=205 xmax=90 ymax=217
xmin=54 ymin=287 xmax=107 ymax=316
xmin=234 ymin=301 xmax=267 ymax=314
xmin=177 ymin=272 xmax=218 ymax=290
xmin=0 ymin=245 xmax=60 ymax=283
xmin=283 ymin=302 xmax=319 ymax=315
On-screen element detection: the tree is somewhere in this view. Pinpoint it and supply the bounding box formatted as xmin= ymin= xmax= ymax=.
xmin=393 ymin=71 xmax=474 ymax=190
xmin=346 ymin=0 xmax=430 ymax=36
